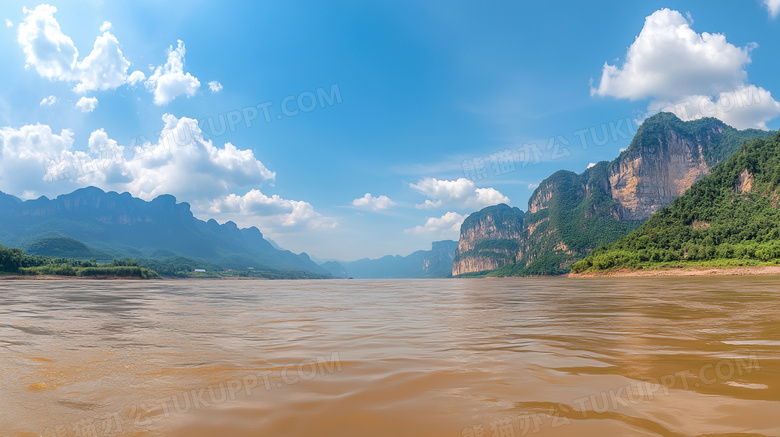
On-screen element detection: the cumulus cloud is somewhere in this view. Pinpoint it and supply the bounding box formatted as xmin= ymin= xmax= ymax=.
xmin=0 ymin=124 xmax=76 ymax=197
xmin=352 ymin=193 xmax=395 ymax=211
xmin=410 ymin=177 xmax=508 ymax=210
xmin=202 ymin=190 xmax=336 ymax=231
xmin=116 ymin=114 xmax=275 ymax=200
xmin=74 ymin=28 xmax=131 ymax=93
xmin=405 ymin=212 xmax=466 ymax=240
xmin=592 ymin=9 xmax=753 ymax=101
xmin=648 ymin=85 xmax=780 ymax=130
xmin=17 ymin=5 xmax=78 ymax=82
xmin=17 ymin=5 xmax=132 ymax=93
xmin=40 ymin=95 xmax=57 ymax=106
xmin=0 ymin=115 xmax=327 ymax=231
xmin=208 ymin=81 xmax=223 ymax=93
xmin=592 ymin=8 xmax=780 ymax=130
xmin=5 ymin=18 xmax=12 ymax=28
xmin=76 ymin=96 xmax=98 ymax=112
xmin=765 ymin=0 xmax=780 ymax=18
xmin=127 ymin=70 xmax=145 ymax=86
xmin=145 ymin=40 xmax=201 ymax=105
xmin=15 ymin=6 xmax=209 ymax=105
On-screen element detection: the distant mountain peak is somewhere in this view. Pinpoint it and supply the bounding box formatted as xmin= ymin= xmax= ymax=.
xmin=0 ymin=186 xmax=329 ymax=276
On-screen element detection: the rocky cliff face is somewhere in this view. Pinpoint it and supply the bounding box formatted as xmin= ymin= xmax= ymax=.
xmin=610 ymin=120 xmax=716 ymax=220
xmin=452 ymin=204 xmax=524 ymax=276
xmin=452 ymin=113 xmax=774 ymax=276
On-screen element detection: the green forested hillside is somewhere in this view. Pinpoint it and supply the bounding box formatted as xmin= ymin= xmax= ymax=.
xmin=457 ymin=113 xmax=773 ymax=277
xmin=0 ymin=244 xmax=159 ymax=278
xmin=572 ymin=131 xmax=780 ymax=273
xmin=26 ymin=236 xmax=97 ymax=259
xmin=491 ymin=163 xmax=643 ymax=276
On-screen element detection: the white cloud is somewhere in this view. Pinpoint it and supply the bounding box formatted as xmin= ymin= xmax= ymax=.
xmin=586 ymin=163 xmax=597 ymax=169
xmin=17 ymin=5 xmax=132 ymax=93
xmin=765 ymin=0 xmax=780 ymax=18
xmin=352 ymin=193 xmax=395 ymax=211
xmin=202 ymin=190 xmax=336 ymax=231
xmin=16 ymin=6 xmax=132 ymax=93
xmin=592 ymin=9 xmax=752 ymax=100
xmin=0 ymin=115 xmax=276 ymax=199
xmin=0 ymin=124 xmax=76 ymax=197
xmin=74 ymin=28 xmax=131 ymax=93
xmin=40 ymin=95 xmax=57 ymax=106
xmin=405 ymin=212 xmax=466 ymax=240
xmin=592 ymin=8 xmax=780 ymax=131
xmin=5 ymin=18 xmax=12 ymax=28
xmin=208 ymin=81 xmax=223 ymax=93
xmin=15 ymin=6 xmax=206 ymax=105
xmin=145 ymin=40 xmax=201 ymax=105
xmin=410 ymin=177 xmax=509 ymax=210
xmin=118 ymin=114 xmax=275 ymax=200
xmin=17 ymin=5 xmax=78 ymax=82
xmin=127 ymin=70 xmax=145 ymax=86
xmin=76 ymin=96 xmax=98 ymax=113
xmin=648 ymin=85 xmax=780 ymax=130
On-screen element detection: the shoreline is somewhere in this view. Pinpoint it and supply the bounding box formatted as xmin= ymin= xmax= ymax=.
xmin=0 ymin=275 xmax=284 ymax=281
xmin=568 ymin=265 xmax=780 ymax=278
xmin=0 ymin=275 xmax=158 ymax=281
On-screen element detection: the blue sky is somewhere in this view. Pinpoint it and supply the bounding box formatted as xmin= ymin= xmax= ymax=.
xmin=1 ymin=1 xmax=779 ymax=260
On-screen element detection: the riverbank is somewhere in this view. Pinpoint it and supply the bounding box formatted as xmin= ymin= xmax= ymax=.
xmin=0 ymin=274 xmax=281 ymax=280
xmin=0 ymin=274 xmax=158 ymax=280
xmin=569 ymin=265 xmax=780 ymax=278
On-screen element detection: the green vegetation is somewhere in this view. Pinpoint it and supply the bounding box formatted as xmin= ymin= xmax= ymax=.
xmin=452 ymin=204 xmax=525 ymax=271
xmin=26 ymin=236 xmax=95 ymax=258
xmin=0 ymin=186 xmax=332 ymax=277
xmin=471 ymin=113 xmax=773 ymax=277
xmin=454 ymin=239 xmax=521 ymax=264
xmin=19 ymin=260 xmax=158 ymax=279
xmin=573 ymin=131 xmax=780 ymax=273
xmin=0 ymin=244 xmax=328 ymax=279
xmin=492 ymin=252 xmax=578 ymax=276
xmin=492 ymin=163 xmax=643 ymax=276
xmin=460 ymin=203 xmax=525 ymax=231
xmin=0 ymin=246 xmax=159 ymax=278
xmin=629 ymin=113 xmax=772 ymax=167
xmin=137 ymin=256 xmax=330 ymax=279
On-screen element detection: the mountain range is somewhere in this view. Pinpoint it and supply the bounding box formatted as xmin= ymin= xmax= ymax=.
xmin=0 ymin=187 xmax=330 ymax=277
xmin=453 ymin=113 xmax=774 ymax=276
xmin=2 ymin=113 xmax=774 ymax=279
xmin=573 ymin=130 xmax=780 ymax=272
xmin=326 ymin=240 xmax=458 ymax=279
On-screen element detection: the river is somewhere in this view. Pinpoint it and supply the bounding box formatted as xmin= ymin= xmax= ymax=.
xmin=1 ymin=277 xmax=778 ymax=436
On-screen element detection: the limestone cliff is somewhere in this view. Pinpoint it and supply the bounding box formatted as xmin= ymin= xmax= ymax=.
xmin=452 ymin=113 xmax=774 ymax=276
xmin=452 ymin=204 xmax=524 ymax=276
xmin=611 ymin=116 xmax=722 ymax=220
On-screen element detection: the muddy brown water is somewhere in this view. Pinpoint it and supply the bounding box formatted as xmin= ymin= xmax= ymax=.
xmin=1 ymin=277 xmax=778 ymax=436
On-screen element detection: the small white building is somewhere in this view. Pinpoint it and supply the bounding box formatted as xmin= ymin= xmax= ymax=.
xmin=194 ymin=269 xmax=206 ymax=273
